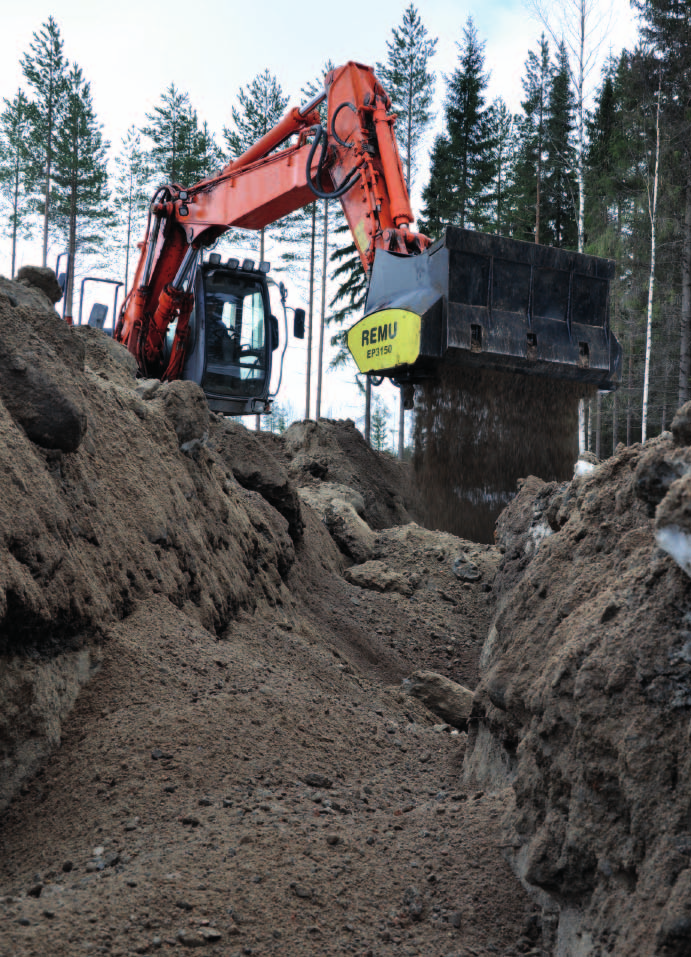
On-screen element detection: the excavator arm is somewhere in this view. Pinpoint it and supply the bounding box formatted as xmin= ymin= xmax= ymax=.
xmin=115 ymin=62 xmax=429 ymax=383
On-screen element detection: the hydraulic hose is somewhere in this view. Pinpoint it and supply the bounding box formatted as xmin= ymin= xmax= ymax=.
xmin=306 ymin=125 xmax=361 ymax=201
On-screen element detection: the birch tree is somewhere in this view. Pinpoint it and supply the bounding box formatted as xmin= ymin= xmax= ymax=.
xmin=632 ymin=0 xmax=691 ymax=404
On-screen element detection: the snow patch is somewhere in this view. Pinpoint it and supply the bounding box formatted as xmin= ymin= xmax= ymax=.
xmin=574 ymin=459 xmax=596 ymax=477
xmin=525 ymin=520 xmax=553 ymax=556
xmin=655 ymin=525 xmax=691 ymax=577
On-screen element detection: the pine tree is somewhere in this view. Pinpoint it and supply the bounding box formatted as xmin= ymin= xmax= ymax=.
xmin=179 ymin=115 xmax=223 ymax=185
xmin=224 ymin=69 xmax=289 ymax=161
xmin=50 ymin=64 xmax=110 ymax=321
xmin=542 ymin=42 xmax=577 ymax=248
xmin=420 ymin=18 xmax=497 ymax=236
xmin=141 ymin=84 xmax=195 ymax=184
xmin=112 ymin=126 xmax=151 ymax=290
xmin=487 ymin=98 xmax=515 ymax=234
xmin=20 ymin=16 xmax=68 ymax=265
xmin=376 ymin=4 xmax=437 ymax=192
xmin=0 ymin=91 xmax=33 ymax=277
xmin=224 ymin=69 xmax=289 ymax=261
xmin=418 ymin=135 xmax=454 ymax=237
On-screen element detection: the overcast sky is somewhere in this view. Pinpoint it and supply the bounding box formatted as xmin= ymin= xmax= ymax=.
xmin=2 ymin=0 xmax=640 ymax=431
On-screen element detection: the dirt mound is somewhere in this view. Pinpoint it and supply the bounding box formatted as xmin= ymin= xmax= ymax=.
xmin=413 ymin=365 xmax=591 ymax=543
xmin=465 ymin=430 xmax=691 ymax=955
xmin=0 ymin=270 xmax=536 ymax=956
xmin=279 ymin=417 xmax=415 ymax=530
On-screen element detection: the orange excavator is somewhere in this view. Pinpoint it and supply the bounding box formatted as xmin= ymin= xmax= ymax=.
xmin=114 ymin=61 xmax=622 ymax=416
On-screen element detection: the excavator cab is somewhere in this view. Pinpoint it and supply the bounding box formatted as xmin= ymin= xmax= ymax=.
xmin=172 ymin=256 xmax=278 ymax=416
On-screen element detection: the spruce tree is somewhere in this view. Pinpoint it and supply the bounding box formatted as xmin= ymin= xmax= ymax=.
xmin=21 ymin=16 xmax=68 ymax=265
xmin=420 ymin=18 xmax=496 ymax=236
xmin=542 ymin=42 xmax=577 ymax=248
xmin=486 ymin=98 xmax=515 ymax=235
xmin=376 ymin=4 xmax=437 ymax=192
xmin=50 ymin=64 xmax=110 ymax=321
xmin=585 ymin=63 xmax=620 ymax=244
xmin=0 ymin=91 xmax=33 ymax=277
xmin=510 ymin=35 xmax=551 ymax=243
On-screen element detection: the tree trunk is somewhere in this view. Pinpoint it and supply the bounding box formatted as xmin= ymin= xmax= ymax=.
xmin=41 ymin=70 xmax=57 ymax=268
xmin=576 ymin=0 xmax=586 ymax=253
xmin=587 ymin=396 xmax=593 ymax=451
xmin=641 ymin=70 xmax=661 ymax=444
xmin=536 ymin=89 xmax=543 ymax=244
xmin=661 ymin=359 xmax=669 ymax=432
xmin=679 ymin=178 xmax=691 ymax=405
xmin=257 ymin=226 xmax=265 ymax=429
xmin=124 ymin=172 xmax=133 ymax=291
xmin=406 ymin=73 xmax=413 ymax=192
xmin=305 ymin=203 xmax=316 ymax=420
xmin=11 ymin=152 xmax=19 ymax=278
xmin=595 ymin=392 xmax=602 ymax=459
xmin=316 ymin=200 xmax=328 ymax=420
xmin=627 ymin=341 xmax=633 ymax=446
xmin=398 ymin=390 xmax=405 ymax=458
xmin=64 ymin=134 xmax=78 ymax=324
xmin=612 ymin=390 xmax=618 ymax=454
xmin=364 ymin=377 xmax=371 ymax=445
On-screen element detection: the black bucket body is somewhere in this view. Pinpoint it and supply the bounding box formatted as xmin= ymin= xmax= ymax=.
xmin=347 ymin=227 xmax=623 ymax=391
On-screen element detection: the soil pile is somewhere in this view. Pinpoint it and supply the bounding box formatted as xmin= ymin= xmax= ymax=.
xmin=0 ymin=273 xmax=536 ymax=956
xmin=413 ymin=366 xmax=590 ymax=543
xmin=465 ymin=428 xmax=691 ymax=955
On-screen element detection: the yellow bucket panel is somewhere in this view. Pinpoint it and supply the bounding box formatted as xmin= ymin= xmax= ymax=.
xmin=347 ymin=309 xmax=421 ymax=373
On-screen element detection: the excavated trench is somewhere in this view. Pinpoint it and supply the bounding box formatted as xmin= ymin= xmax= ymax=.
xmin=2 ymin=269 xmax=691 ymax=957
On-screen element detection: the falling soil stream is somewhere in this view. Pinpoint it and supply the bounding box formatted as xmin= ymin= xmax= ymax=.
xmin=412 ymin=366 xmax=591 ymax=542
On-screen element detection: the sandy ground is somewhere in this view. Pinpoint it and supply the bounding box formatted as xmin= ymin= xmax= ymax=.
xmin=0 ymin=534 xmax=539 ymax=957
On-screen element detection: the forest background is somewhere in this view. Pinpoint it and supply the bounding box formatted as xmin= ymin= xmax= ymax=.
xmin=0 ymin=0 xmax=685 ymax=458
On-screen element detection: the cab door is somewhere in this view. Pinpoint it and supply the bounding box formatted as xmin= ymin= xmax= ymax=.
xmin=181 ymin=262 xmax=274 ymax=415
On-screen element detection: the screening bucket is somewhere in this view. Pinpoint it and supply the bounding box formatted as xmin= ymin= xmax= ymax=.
xmin=347 ymin=226 xmax=623 ymax=391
